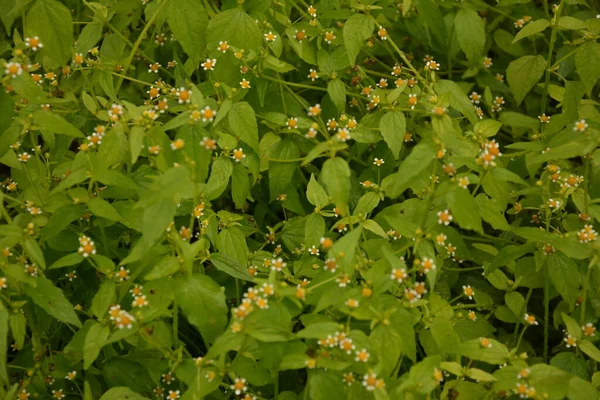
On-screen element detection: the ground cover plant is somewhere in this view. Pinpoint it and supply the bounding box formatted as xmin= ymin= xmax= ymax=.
xmin=1 ymin=0 xmax=600 ymax=398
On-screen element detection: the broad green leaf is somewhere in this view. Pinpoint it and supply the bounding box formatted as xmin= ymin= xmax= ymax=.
xmin=49 ymin=253 xmax=84 ymax=269
xmin=141 ymin=199 xmax=176 ymax=244
xmin=459 ymin=338 xmax=509 ymax=364
xmin=575 ymin=42 xmax=600 ymax=95
xmin=84 ymin=322 xmax=109 ymax=369
xmin=476 ymin=194 xmax=510 ymax=231
xmin=512 ymin=19 xmax=550 ymax=43
xmin=263 ymin=55 xmax=296 ymax=73
xmin=447 ymin=188 xmax=483 ymax=233
xmin=547 ymin=252 xmax=579 ymax=308
xmin=24 ymin=237 xmax=46 ymax=269
xmin=382 ymin=141 xmax=436 ymax=198
xmin=0 ymin=0 xmax=16 ymax=35
xmin=379 ymin=110 xmax=405 ymax=159
xmin=561 ymin=313 xmax=582 ymax=340
xmin=232 ymin=164 xmax=250 ymax=209
xmin=343 ymin=14 xmax=374 ymax=65
xmin=87 ymin=197 xmax=122 ymax=222
xmin=414 ymin=0 xmax=447 ymax=48
xmin=33 ymin=111 xmax=85 ymax=138
xmin=210 ymin=252 xmax=254 ymax=281
xmin=23 ymin=276 xmax=81 ymax=327
xmin=25 ymin=0 xmax=73 ymax=69
xmin=129 ymin=126 xmax=145 ymax=165
xmin=216 ymin=227 xmax=248 ymax=268
xmin=177 ymin=274 xmax=228 ymax=344
xmin=506 ymin=55 xmax=546 ymax=105
xmin=228 ymin=102 xmax=259 ymax=153
xmin=474 ymin=119 xmax=502 ymax=138
xmin=579 ymin=340 xmax=600 ymax=363
xmin=431 ymin=319 xmax=461 ymax=356
xmin=90 ymin=279 xmax=116 ymax=319
xmin=268 ymin=139 xmax=300 ymax=201
xmin=307 ymin=174 xmax=329 ymax=209
xmin=320 ymin=157 xmax=351 ymax=216
xmin=75 ymin=22 xmax=103 ymax=54
xmin=327 ymin=79 xmax=346 ymax=113
xmin=98 ymin=387 xmax=150 ymax=400
xmin=206 ymin=8 xmax=263 ymax=52
xmin=167 ymin=0 xmax=208 ymax=63
xmin=454 ymin=9 xmax=485 ymax=62
xmin=205 ymin=157 xmax=234 ymax=200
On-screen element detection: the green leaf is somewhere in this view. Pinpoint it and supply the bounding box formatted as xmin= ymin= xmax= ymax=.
xmin=49 ymin=253 xmax=84 ymax=269
xmin=447 ymin=188 xmax=483 ymax=233
xmin=476 ymin=194 xmax=511 ymax=231
xmin=90 ymin=279 xmax=116 ymax=319
xmin=33 ymin=111 xmax=85 ymax=138
xmin=210 ymin=252 xmax=254 ymax=281
xmin=307 ymin=174 xmax=329 ymax=209
xmin=75 ymin=22 xmax=103 ymax=55
xmin=327 ymin=79 xmax=346 ymax=113
xmin=206 ymin=8 xmax=263 ymax=53
xmin=308 ymin=370 xmax=346 ymax=400
xmin=25 ymin=0 xmax=73 ymax=69
xmin=414 ymin=0 xmax=447 ymax=48
xmin=23 ymin=276 xmax=81 ymax=328
xmin=167 ymin=0 xmax=208 ymax=63
xmin=263 ymin=55 xmax=296 ymax=73
xmin=575 ymin=41 xmax=600 ymax=95
xmin=88 ymin=198 xmax=121 ymax=223
xmin=561 ymin=313 xmax=582 ymax=340
xmin=431 ymin=319 xmax=461 ymax=356
xmin=454 ymin=9 xmax=485 ymax=62
xmin=459 ymin=338 xmax=509 ymax=364
xmin=129 ymin=126 xmax=145 ymax=165
xmin=98 ymin=387 xmax=150 ymax=400
xmin=84 ymin=322 xmax=109 ymax=369
xmin=177 ymin=274 xmax=228 ymax=344
xmin=141 ymin=199 xmax=176 ymax=244
xmin=228 ymin=102 xmax=259 ymax=153
xmin=505 ymin=292 xmax=525 ymax=318
xmin=547 ymin=252 xmax=579 ymax=307
xmin=379 ymin=110 xmax=406 ymax=160
xmin=24 ymin=237 xmax=46 ymax=269
xmin=268 ymin=139 xmax=300 ymax=201
xmin=232 ymin=164 xmax=250 ymax=209
xmin=466 ymin=368 xmax=497 ymax=382
xmin=205 ymin=157 xmax=234 ymax=200
xmin=0 ymin=0 xmax=16 ymax=35
xmin=506 ymin=55 xmax=546 ymax=105
xmin=474 ymin=119 xmax=502 ymax=138
xmin=579 ymin=340 xmax=600 ymax=363
xmin=320 ymin=157 xmax=351 ymax=216
xmin=512 ymin=19 xmax=550 ymax=43
xmin=382 ymin=141 xmax=436 ymax=198
xmin=216 ymin=227 xmax=248 ymax=269
xmin=0 ymin=304 xmax=7 ymax=385
xmin=343 ymin=14 xmax=374 ymax=65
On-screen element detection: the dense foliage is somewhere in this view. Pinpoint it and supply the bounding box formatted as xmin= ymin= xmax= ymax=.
xmin=1 ymin=0 xmax=600 ymax=399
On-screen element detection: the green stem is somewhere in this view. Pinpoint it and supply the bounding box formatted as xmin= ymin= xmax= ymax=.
xmin=115 ymin=0 xmax=168 ymax=93
xmin=540 ymin=0 xmax=564 ymax=116
xmin=515 ymin=326 xmax=528 ymax=351
xmin=385 ymin=35 xmax=434 ymax=94
xmin=579 ymin=255 xmax=598 ymax=325
xmin=543 ymin=270 xmax=550 ymax=362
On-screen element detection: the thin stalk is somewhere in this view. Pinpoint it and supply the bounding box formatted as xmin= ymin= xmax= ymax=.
xmin=115 ymin=0 xmax=168 ymax=93
xmin=540 ymin=0 xmax=565 ymax=116
xmin=579 ymin=255 xmax=598 ymax=325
